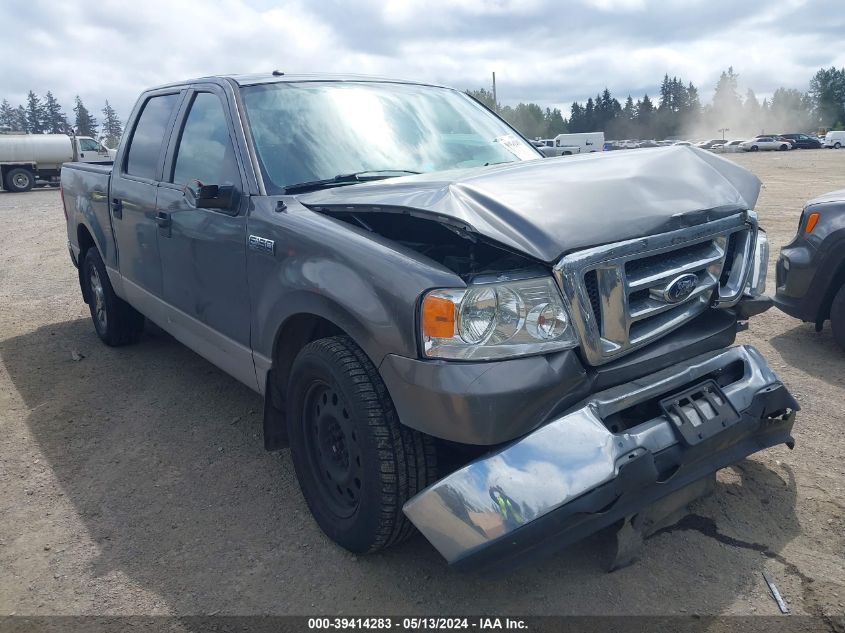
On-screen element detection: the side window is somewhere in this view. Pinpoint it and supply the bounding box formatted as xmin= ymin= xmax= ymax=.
xmin=79 ymin=138 xmax=99 ymax=151
xmin=171 ymin=92 xmax=239 ymax=187
xmin=125 ymin=93 xmax=180 ymax=180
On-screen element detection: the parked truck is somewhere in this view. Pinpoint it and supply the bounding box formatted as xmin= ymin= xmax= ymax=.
xmin=0 ymin=133 xmax=115 ymax=192
xmin=550 ymin=131 xmax=605 ymax=154
xmin=60 ymin=74 xmax=797 ymax=570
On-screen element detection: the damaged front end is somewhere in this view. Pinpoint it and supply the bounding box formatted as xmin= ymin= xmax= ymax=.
xmin=403 ymin=345 xmax=797 ymax=571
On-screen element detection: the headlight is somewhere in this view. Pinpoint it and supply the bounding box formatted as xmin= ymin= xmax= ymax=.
xmin=420 ymin=276 xmax=578 ymax=360
xmin=746 ymin=229 xmax=769 ymax=296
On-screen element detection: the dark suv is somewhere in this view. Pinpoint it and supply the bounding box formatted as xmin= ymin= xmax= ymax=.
xmin=780 ymin=133 xmax=823 ymax=149
xmin=775 ymin=188 xmax=845 ymax=348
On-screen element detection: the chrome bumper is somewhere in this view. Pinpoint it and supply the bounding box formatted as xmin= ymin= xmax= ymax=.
xmin=403 ymin=345 xmax=797 ymax=569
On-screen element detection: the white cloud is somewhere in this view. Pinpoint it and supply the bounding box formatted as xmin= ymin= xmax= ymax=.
xmin=0 ymin=0 xmax=842 ymax=124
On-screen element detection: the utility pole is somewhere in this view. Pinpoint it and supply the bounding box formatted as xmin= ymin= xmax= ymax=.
xmin=719 ymin=127 xmax=729 ymax=141
xmin=492 ymin=72 xmax=497 ymax=112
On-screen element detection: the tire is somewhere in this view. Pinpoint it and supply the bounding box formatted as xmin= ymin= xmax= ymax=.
xmin=4 ymin=167 xmax=34 ymax=192
xmin=81 ymin=248 xmax=144 ymax=346
xmin=286 ymin=336 xmax=437 ymax=553
xmin=779 ymin=144 xmax=788 ymax=151
xmin=831 ymin=284 xmax=845 ymax=352
xmin=835 ymin=142 xmax=842 ymax=150
xmin=750 ymin=145 xmax=759 ymax=152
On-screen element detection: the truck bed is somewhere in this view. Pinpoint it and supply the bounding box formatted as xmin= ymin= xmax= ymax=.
xmin=61 ymin=162 xmax=115 ymax=271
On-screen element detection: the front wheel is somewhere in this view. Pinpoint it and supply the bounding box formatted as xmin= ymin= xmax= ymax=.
xmin=4 ymin=167 xmax=34 ymax=192
xmin=286 ymin=336 xmax=437 ymax=553
xmin=750 ymin=145 xmax=759 ymax=152
xmin=835 ymin=142 xmax=842 ymax=150
xmin=779 ymin=144 xmax=789 ymax=151
xmin=831 ymin=284 xmax=845 ymax=351
xmin=82 ymin=248 xmax=144 ymax=346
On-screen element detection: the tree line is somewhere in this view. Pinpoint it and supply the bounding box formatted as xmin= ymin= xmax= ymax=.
xmin=468 ymin=65 xmax=845 ymax=141
xmin=0 ymin=92 xmax=124 ymax=148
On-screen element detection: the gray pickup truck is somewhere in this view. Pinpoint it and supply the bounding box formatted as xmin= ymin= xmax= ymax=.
xmin=775 ymin=188 xmax=845 ymax=349
xmin=61 ymin=73 xmax=797 ymax=571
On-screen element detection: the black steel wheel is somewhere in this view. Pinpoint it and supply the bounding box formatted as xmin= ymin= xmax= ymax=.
xmin=302 ymin=379 xmax=365 ymax=518
xmin=286 ymin=336 xmax=437 ymax=553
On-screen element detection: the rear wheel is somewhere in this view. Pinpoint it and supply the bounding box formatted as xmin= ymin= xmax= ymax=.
xmin=82 ymin=248 xmax=144 ymax=346
xmin=286 ymin=336 xmax=437 ymax=553
xmin=4 ymin=167 xmax=34 ymax=192
xmin=835 ymin=142 xmax=842 ymax=150
xmin=831 ymin=284 xmax=845 ymax=351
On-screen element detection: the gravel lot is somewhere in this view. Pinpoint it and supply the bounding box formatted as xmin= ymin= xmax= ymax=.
xmin=1 ymin=149 xmax=844 ymax=619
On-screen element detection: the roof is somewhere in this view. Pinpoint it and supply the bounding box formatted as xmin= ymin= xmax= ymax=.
xmin=150 ymin=72 xmax=451 ymax=92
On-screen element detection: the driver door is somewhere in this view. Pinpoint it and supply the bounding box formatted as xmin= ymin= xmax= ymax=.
xmin=154 ymin=86 xmax=255 ymax=389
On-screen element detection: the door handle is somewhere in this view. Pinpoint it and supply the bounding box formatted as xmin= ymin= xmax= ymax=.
xmin=111 ymin=198 xmax=123 ymax=219
xmin=155 ymin=211 xmax=172 ymax=238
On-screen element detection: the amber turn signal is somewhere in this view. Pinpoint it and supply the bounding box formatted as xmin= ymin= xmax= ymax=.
xmin=804 ymin=212 xmax=820 ymax=234
xmin=421 ymin=295 xmax=456 ymax=338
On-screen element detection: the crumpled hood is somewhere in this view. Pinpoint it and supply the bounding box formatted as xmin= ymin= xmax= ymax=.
xmin=299 ymin=146 xmax=761 ymax=262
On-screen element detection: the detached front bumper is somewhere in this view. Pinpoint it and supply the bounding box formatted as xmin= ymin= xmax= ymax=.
xmin=403 ymin=345 xmax=797 ymax=571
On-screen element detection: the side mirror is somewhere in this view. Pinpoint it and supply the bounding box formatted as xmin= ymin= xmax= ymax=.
xmin=184 ymin=180 xmax=237 ymax=212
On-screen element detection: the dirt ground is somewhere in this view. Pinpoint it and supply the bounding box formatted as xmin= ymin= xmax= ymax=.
xmin=1 ymin=149 xmax=844 ymax=619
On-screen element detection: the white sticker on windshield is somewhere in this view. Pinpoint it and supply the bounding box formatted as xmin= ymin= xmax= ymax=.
xmin=493 ymin=134 xmax=539 ymax=161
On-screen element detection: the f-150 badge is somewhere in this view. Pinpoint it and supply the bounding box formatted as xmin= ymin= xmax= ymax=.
xmin=248 ymin=235 xmax=275 ymax=255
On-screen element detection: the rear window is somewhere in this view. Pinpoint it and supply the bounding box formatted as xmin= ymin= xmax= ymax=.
xmin=125 ymin=93 xmax=180 ymax=180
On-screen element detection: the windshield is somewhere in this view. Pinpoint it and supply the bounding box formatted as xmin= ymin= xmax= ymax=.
xmin=239 ymin=81 xmax=539 ymax=193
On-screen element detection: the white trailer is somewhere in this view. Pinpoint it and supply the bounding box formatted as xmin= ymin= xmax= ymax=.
xmin=0 ymin=134 xmax=115 ymax=192
xmin=550 ymin=132 xmax=605 ymax=154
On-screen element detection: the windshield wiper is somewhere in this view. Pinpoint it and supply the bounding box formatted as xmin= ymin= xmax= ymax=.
xmin=284 ymin=169 xmax=421 ymax=194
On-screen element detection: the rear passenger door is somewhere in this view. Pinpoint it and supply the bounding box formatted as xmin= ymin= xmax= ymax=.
xmin=110 ymin=90 xmax=183 ymax=299
xmin=154 ymin=86 xmax=255 ymax=389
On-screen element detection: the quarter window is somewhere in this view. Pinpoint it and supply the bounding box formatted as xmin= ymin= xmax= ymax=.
xmin=171 ymin=92 xmax=239 ymax=187
xmin=125 ymin=93 xmax=180 ymax=180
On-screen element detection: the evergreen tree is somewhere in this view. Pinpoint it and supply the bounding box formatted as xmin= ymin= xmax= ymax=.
xmin=543 ymin=107 xmax=567 ymax=136
xmin=101 ymin=100 xmax=123 ymax=148
xmin=14 ymin=105 xmax=28 ymax=133
xmin=712 ymin=67 xmax=743 ymax=130
xmin=658 ymin=74 xmax=672 ymax=111
xmin=465 ymin=88 xmax=498 ymax=112
xmin=42 ymin=91 xmax=68 ymax=133
xmin=25 ymin=91 xmax=45 ymax=134
xmin=0 ymin=99 xmax=15 ymax=131
xmin=569 ymin=102 xmax=585 ymax=133
xmin=809 ymin=66 xmax=845 ymax=128
xmin=584 ymin=97 xmax=595 ymax=131
xmin=685 ymin=82 xmax=701 ymax=115
xmin=636 ymin=94 xmax=654 ymax=138
xmin=73 ymin=96 xmax=98 ymax=137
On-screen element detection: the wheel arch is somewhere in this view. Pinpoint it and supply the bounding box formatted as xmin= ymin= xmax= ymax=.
xmin=259 ymin=302 xmax=385 ymax=452
xmin=816 ymin=257 xmax=845 ymax=325
xmin=77 ymin=224 xmax=97 ymax=303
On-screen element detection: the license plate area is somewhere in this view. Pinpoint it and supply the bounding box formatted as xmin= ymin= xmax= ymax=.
xmin=659 ymin=379 xmax=741 ymax=445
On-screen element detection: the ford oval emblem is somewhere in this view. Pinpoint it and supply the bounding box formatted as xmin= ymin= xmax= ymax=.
xmin=662 ymin=273 xmax=699 ymax=303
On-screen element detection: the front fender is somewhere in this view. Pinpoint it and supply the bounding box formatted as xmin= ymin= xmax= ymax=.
xmin=247 ymin=196 xmax=463 ymax=375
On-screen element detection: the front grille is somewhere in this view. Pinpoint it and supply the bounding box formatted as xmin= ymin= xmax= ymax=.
xmin=584 ymin=270 xmax=601 ymax=320
xmin=554 ymin=213 xmax=756 ymax=366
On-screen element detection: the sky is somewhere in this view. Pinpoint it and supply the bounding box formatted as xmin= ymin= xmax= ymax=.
xmin=2 ymin=0 xmax=844 ymax=122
